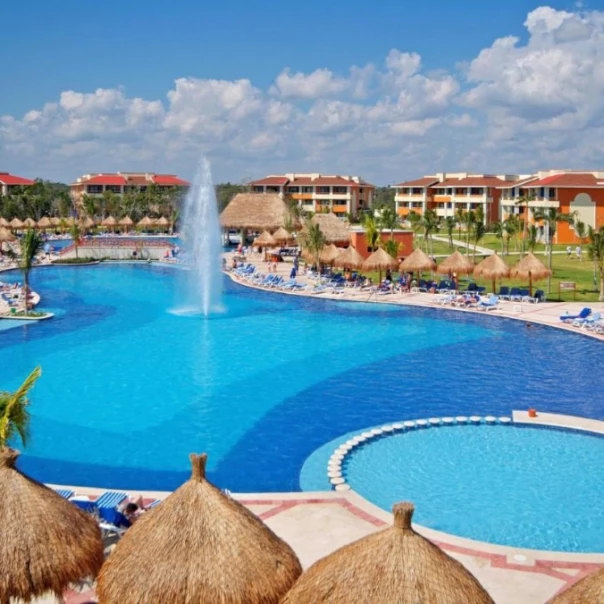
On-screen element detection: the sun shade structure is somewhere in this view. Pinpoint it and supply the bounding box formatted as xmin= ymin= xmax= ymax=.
xmin=155 ymin=215 xmax=170 ymax=227
xmin=253 ymin=230 xmax=277 ymax=248
xmin=319 ymin=243 xmax=342 ymax=264
xmin=0 ymin=227 xmax=16 ymax=242
xmin=437 ymin=250 xmax=474 ymax=275
xmin=304 ymin=213 xmax=350 ymax=244
xmin=22 ymin=217 xmax=37 ymax=228
xmin=137 ymin=216 xmax=155 ymax=227
xmin=36 ymin=216 xmax=53 ymax=229
xmin=282 ymin=502 xmax=494 ymax=604
xmin=548 ymin=566 xmax=604 ymax=603
xmin=272 ymin=226 xmax=294 ymax=245
xmin=50 ymin=217 xmax=61 ymax=227
xmin=0 ymin=449 xmax=104 ymax=603
xmin=399 ymin=247 xmax=436 ymax=273
xmin=510 ymin=252 xmax=552 ymax=296
xmin=220 ymin=193 xmax=296 ymax=231
xmin=101 ymin=216 xmax=118 ymax=228
xmin=80 ymin=216 xmax=96 ymax=229
xmin=9 ymin=217 xmax=24 ymax=229
xmin=97 ymin=453 xmax=302 ymax=604
xmin=473 ymin=252 xmax=510 ymax=294
xmin=118 ymin=216 xmax=134 ymax=227
xmin=333 ymin=246 xmax=365 ymax=270
xmin=0 ymin=217 xmax=9 ymax=227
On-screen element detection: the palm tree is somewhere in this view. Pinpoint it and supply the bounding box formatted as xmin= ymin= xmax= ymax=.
xmin=0 ymin=366 xmax=41 ymax=450
xmin=533 ymin=208 xmax=573 ymax=293
xmin=515 ymin=194 xmax=534 ymax=254
xmin=421 ymin=209 xmax=438 ymax=256
xmin=378 ymin=206 xmax=399 ymax=237
xmin=444 ymin=216 xmax=456 ymax=249
xmin=363 ymin=214 xmax=380 ymax=252
xmin=471 ymin=219 xmax=486 ymax=262
xmin=462 ymin=210 xmax=475 ymax=248
xmin=407 ymin=211 xmax=422 ymax=247
xmin=503 ymin=215 xmax=519 ymax=254
xmin=300 ymin=220 xmax=326 ymax=275
xmin=490 ymin=220 xmax=505 ymax=255
xmin=574 ymin=219 xmax=588 ymax=246
xmin=19 ymin=229 xmax=42 ymax=316
xmin=588 ymin=226 xmax=604 ymax=301
xmin=454 ymin=207 xmax=465 ymax=242
xmin=382 ymin=238 xmax=401 ymax=260
xmin=70 ymin=221 xmax=81 ymax=259
xmin=527 ymin=225 xmax=538 ymax=252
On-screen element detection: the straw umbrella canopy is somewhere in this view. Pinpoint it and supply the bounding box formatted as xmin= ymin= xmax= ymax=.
xmin=79 ymin=216 xmax=95 ymax=229
xmin=137 ymin=215 xmax=155 ymax=228
xmin=101 ymin=215 xmax=117 ymax=229
xmin=36 ymin=216 xmax=52 ymax=230
xmin=253 ymin=230 xmax=277 ymax=248
xmin=0 ymin=217 xmax=9 ymax=227
xmin=272 ymin=226 xmax=293 ymax=245
xmin=437 ymin=250 xmax=474 ymax=277
xmin=283 ymin=502 xmax=493 ymax=604
xmin=118 ymin=216 xmax=134 ymax=231
xmin=9 ymin=217 xmax=24 ymax=229
xmin=155 ymin=215 xmax=170 ymax=228
xmin=473 ymin=252 xmax=510 ymax=294
xmin=220 ymin=193 xmax=297 ymax=231
xmin=319 ymin=243 xmax=342 ymax=265
xmin=97 ymin=453 xmax=302 ymax=604
xmin=399 ymin=247 xmax=436 ymax=274
xmin=0 ymin=227 xmax=17 ymax=242
xmin=304 ymin=213 xmax=350 ymax=245
xmin=50 ymin=217 xmax=61 ymax=227
xmin=333 ymin=246 xmax=365 ymax=270
xmin=548 ymin=566 xmax=604 ymax=603
xmin=0 ymin=449 xmax=104 ymax=603
xmin=22 ymin=217 xmax=37 ymax=229
xmin=510 ymin=252 xmax=552 ymax=296
xmin=363 ymin=247 xmax=398 ymax=283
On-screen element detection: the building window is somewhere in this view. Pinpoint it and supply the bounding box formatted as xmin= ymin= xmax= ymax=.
xmin=333 ymin=186 xmax=348 ymax=194
xmin=105 ymin=185 xmax=121 ymax=193
xmin=548 ymin=188 xmax=556 ymax=200
xmin=360 ymin=188 xmax=364 ymax=193
xmin=267 ymin=186 xmax=280 ymax=193
xmin=302 ymin=186 xmax=313 ymax=193
xmin=253 ymin=186 xmax=264 ymax=192
xmin=87 ymin=185 xmax=103 ymax=194
xmin=317 ymin=186 xmax=330 ymax=193
xmin=287 ymin=186 xmax=300 ymax=193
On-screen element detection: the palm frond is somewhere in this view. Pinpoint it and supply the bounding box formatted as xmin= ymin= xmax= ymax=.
xmin=0 ymin=366 xmax=41 ymax=448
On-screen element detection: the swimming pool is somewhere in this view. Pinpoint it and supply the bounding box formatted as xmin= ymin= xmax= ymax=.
xmin=1 ymin=264 xmax=603 ymax=505
xmin=301 ymin=422 xmax=604 ymax=552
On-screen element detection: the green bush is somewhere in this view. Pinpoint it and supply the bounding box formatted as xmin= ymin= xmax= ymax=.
xmin=52 ymin=257 xmax=99 ymax=265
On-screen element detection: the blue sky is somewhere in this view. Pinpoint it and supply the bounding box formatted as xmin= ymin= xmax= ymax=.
xmin=0 ymin=1 xmax=601 ymax=183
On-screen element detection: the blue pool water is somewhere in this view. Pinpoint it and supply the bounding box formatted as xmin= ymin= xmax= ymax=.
xmin=301 ymin=424 xmax=604 ymax=552
xmin=0 ymin=265 xmax=603 ymax=525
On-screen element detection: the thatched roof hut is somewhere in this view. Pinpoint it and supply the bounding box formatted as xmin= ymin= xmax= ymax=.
xmin=80 ymin=216 xmax=96 ymax=229
xmin=9 ymin=217 xmax=24 ymax=229
xmin=305 ymin=213 xmax=350 ymax=244
xmin=333 ymin=246 xmax=364 ymax=270
xmin=0 ymin=217 xmax=9 ymax=227
xmin=220 ymin=193 xmax=295 ymax=231
xmin=0 ymin=449 xmax=104 ymax=603
xmin=101 ymin=216 xmax=118 ymax=227
xmin=22 ymin=217 xmax=37 ymax=228
xmin=0 ymin=227 xmax=16 ymax=242
xmin=36 ymin=216 xmax=53 ymax=229
xmin=473 ymin=253 xmax=510 ymax=294
xmin=399 ymin=247 xmax=436 ymax=273
xmin=137 ymin=216 xmax=155 ymax=227
xmin=50 ymin=217 xmax=61 ymax=227
xmin=97 ymin=453 xmax=302 ymax=604
xmin=118 ymin=216 xmax=134 ymax=227
xmin=548 ymin=566 xmax=604 ymax=603
xmin=272 ymin=227 xmax=294 ymax=245
xmin=320 ymin=243 xmax=342 ymax=264
xmin=155 ymin=215 xmax=170 ymax=227
xmin=282 ymin=502 xmax=494 ymax=604
xmin=437 ymin=250 xmax=474 ymax=276
xmin=253 ymin=230 xmax=277 ymax=248
xmin=510 ymin=252 xmax=552 ymax=295
xmin=363 ymin=247 xmax=398 ymax=283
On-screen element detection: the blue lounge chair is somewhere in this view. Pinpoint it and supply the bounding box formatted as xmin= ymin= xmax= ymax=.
xmin=95 ymin=491 xmax=127 ymax=524
xmin=478 ymin=295 xmax=499 ymax=311
xmin=508 ymin=287 xmax=522 ymax=301
xmin=524 ymin=289 xmax=545 ymax=303
xmin=54 ymin=488 xmax=74 ymax=499
xmin=497 ymin=286 xmax=510 ymax=298
xmin=560 ymin=308 xmax=591 ymax=323
xmin=573 ymin=312 xmax=601 ymax=327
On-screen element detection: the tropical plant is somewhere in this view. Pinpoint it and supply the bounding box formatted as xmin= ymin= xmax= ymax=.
xmin=462 ymin=210 xmax=475 ymax=248
xmin=300 ymin=220 xmax=326 ymax=275
xmin=378 ymin=206 xmax=399 ymax=236
xmin=527 ymin=225 xmax=538 ymax=252
xmin=19 ymin=229 xmax=42 ymax=316
xmin=454 ymin=207 xmax=465 ymax=241
xmin=407 ymin=211 xmax=422 ymax=247
xmin=363 ymin=214 xmax=380 ymax=252
xmin=444 ymin=216 xmax=456 ymax=249
xmin=471 ymin=214 xmax=486 ymax=262
xmin=588 ymin=226 xmax=604 ymax=301
xmin=382 ymin=238 xmax=401 ymax=259
xmin=503 ymin=215 xmax=520 ymax=254
xmin=574 ymin=219 xmax=588 ymax=246
xmin=515 ymin=194 xmax=534 ymax=254
xmin=0 ymin=366 xmax=41 ymax=450
xmin=421 ymin=209 xmax=439 ymax=256
xmin=70 ymin=221 xmax=81 ymax=259
xmin=490 ymin=220 xmax=506 ymax=255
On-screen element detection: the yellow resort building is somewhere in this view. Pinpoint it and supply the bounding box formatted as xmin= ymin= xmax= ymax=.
xmin=248 ymin=173 xmax=375 ymax=219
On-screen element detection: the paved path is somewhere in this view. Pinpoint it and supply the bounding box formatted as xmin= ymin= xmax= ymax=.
xmin=431 ymin=234 xmax=495 ymax=255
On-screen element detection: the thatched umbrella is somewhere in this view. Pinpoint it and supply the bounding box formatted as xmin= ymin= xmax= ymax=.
xmin=80 ymin=216 xmax=96 ymax=229
xmin=0 ymin=217 xmax=9 ymax=227
xmin=333 ymin=246 xmax=364 ymax=270
xmin=363 ymin=247 xmax=398 ymax=283
xmin=272 ymin=226 xmax=293 ymax=245
xmin=36 ymin=216 xmax=52 ymax=230
xmin=319 ymin=243 xmax=342 ymax=265
xmin=50 ymin=217 xmax=61 ymax=227
xmin=155 ymin=215 xmax=170 ymax=229
xmin=9 ymin=217 xmax=24 ymax=229
xmin=399 ymin=247 xmax=436 ymax=275
xmin=437 ymin=250 xmax=474 ymax=277
xmin=473 ymin=252 xmax=510 ymax=294
xmin=304 ymin=213 xmax=350 ymax=245
xmin=118 ymin=216 xmax=134 ymax=232
xmin=97 ymin=453 xmax=302 ymax=604
xmin=220 ymin=193 xmax=296 ymax=231
xmin=137 ymin=216 xmax=155 ymax=229
xmin=253 ymin=230 xmax=277 ymax=249
xmin=0 ymin=227 xmax=16 ymax=242
xmin=62 ymin=216 xmax=76 ymax=227
xmin=548 ymin=566 xmax=604 ymax=603
xmin=101 ymin=215 xmax=118 ymax=230
xmin=22 ymin=217 xmax=37 ymax=229
xmin=282 ymin=502 xmax=494 ymax=604
xmin=0 ymin=449 xmax=104 ymax=602
xmin=510 ymin=252 xmax=552 ymax=296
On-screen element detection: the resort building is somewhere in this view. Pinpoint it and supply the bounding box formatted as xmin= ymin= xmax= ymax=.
xmin=0 ymin=172 xmax=35 ymax=196
xmin=248 ymin=173 xmax=375 ymax=219
xmin=498 ymin=170 xmax=604 ymax=244
xmin=392 ymin=173 xmax=522 ymax=224
xmin=349 ymin=228 xmax=414 ymax=259
xmin=70 ymin=172 xmax=190 ymax=205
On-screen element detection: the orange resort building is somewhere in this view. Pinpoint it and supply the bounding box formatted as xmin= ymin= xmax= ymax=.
xmin=349 ymin=228 xmax=414 ymax=260
xmin=0 ymin=172 xmax=35 ymax=196
xmin=70 ymin=172 xmax=190 ymax=205
xmin=249 ymin=173 xmax=375 ymax=219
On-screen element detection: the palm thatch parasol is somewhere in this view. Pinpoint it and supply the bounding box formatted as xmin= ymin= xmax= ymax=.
xmin=510 ymin=252 xmax=552 ymax=296
xmin=50 ymin=217 xmax=61 ymax=227
xmin=437 ymin=250 xmax=474 ymax=276
xmin=548 ymin=566 xmax=604 ymax=603
xmin=319 ymin=243 xmax=342 ymax=265
xmin=97 ymin=453 xmax=302 ymax=604
xmin=101 ymin=215 xmax=118 ymax=228
xmin=473 ymin=252 xmax=510 ymax=294
xmin=118 ymin=216 xmax=134 ymax=231
xmin=0 ymin=449 xmax=104 ymax=603
xmin=272 ymin=226 xmax=293 ymax=245
xmin=36 ymin=216 xmax=53 ymax=230
xmin=282 ymin=502 xmax=494 ymax=604
xmin=363 ymin=247 xmax=398 ymax=283
xmin=9 ymin=217 xmax=24 ymax=229
xmin=0 ymin=227 xmax=16 ymax=242
xmin=62 ymin=216 xmax=76 ymax=227
xmin=0 ymin=217 xmax=9 ymax=227
xmin=399 ymin=247 xmax=436 ymax=274
xmin=333 ymin=246 xmax=365 ymax=270
xmin=253 ymin=230 xmax=277 ymax=248
xmin=137 ymin=216 xmax=156 ymax=228
xmin=79 ymin=216 xmax=96 ymax=229
xmin=155 ymin=215 xmax=170 ymax=227
xmin=220 ymin=193 xmax=296 ymax=231
xmin=303 ymin=213 xmax=350 ymax=244
xmin=22 ymin=217 xmax=37 ymax=228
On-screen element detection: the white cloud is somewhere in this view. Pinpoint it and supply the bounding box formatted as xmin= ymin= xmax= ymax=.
xmin=3 ymin=6 xmax=604 ymax=183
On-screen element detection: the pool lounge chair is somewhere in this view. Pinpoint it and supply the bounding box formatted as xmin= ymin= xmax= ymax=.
xmin=497 ymin=286 xmax=510 ymax=298
xmin=573 ymin=312 xmax=601 ymax=328
xmin=560 ymin=308 xmax=591 ymax=323
xmin=95 ymin=491 xmax=128 ymax=524
xmin=54 ymin=488 xmax=75 ymax=499
xmin=523 ymin=289 xmax=545 ymax=303
xmin=478 ymin=295 xmax=499 ymax=311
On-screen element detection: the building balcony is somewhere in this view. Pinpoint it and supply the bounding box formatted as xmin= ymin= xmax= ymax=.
xmin=433 ymin=195 xmax=451 ymax=202
xmin=332 ymin=204 xmax=348 ymax=214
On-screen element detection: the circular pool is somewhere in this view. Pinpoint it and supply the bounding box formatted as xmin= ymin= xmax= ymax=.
xmin=302 ymin=423 xmax=604 ymax=552
xmin=0 ymin=264 xmax=603 ymax=502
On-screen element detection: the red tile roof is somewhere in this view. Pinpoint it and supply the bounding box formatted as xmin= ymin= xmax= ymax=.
xmin=496 ymin=177 xmax=539 ymax=189
xmin=522 ymin=173 xmax=603 ymax=188
xmin=124 ymin=175 xmax=151 ymax=186
xmin=0 ymin=172 xmax=35 ymax=186
xmin=152 ymin=174 xmax=190 ymax=186
xmin=80 ymin=174 xmax=127 ymax=186
xmin=393 ymin=177 xmax=439 ymax=188
xmin=249 ymin=176 xmax=290 ymax=186
xmin=433 ymin=176 xmax=505 ymax=187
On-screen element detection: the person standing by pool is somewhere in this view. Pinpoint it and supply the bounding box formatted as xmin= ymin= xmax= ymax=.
xmin=567 ymin=245 xmax=572 ymax=258
xmin=290 ymin=265 xmax=297 ymax=279
xmin=576 ymin=245 xmax=582 ymax=261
